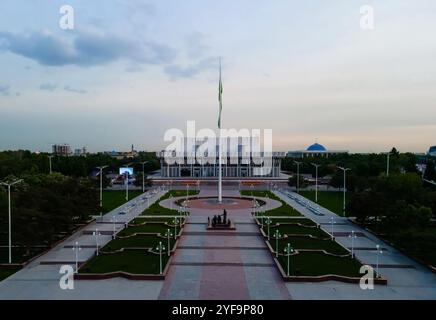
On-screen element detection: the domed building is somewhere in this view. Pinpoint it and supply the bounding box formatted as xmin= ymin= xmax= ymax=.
xmin=287 ymin=142 xmax=348 ymax=158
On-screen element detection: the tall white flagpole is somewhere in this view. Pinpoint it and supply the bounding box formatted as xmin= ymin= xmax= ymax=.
xmin=218 ymin=58 xmax=222 ymax=203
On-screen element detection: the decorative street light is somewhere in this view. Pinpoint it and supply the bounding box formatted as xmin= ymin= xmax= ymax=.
xmin=349 ymin=230 xmax=357 ymax=258
xmin=375 ymin=244 xmax=383 ymax=278
xmin=337 ymin=166 xmax=351 ymax=217
xmin=284 ymin=243 xmax=294 ymax=276
xmin=123 ymin=162 xmax=134 ymax=201
xmin=0 ymin=179 xmax=23 ymax=264
xmin=72 ymin=241 xmax=82 ymax=274
xmin=330 ymin=217 xmax=335 ymax=241
xmin=172 ymin=218 xmax=180 ymax=238
xmin=96 ymin=165 xmax=108 ymax=218
xmin=92 ymin=229 xmax=101 ymax=256
xmin=155 ymin=241 xmax=165 ymax=275
xmin=273 ymin=229 xmax=282 ymax=258
xmin=164 ymin=229 xmax=173 ymax=257
xmin=140 ymin=161 xmax=149 ymax=193
xmin=265 ymin=217 xmax=272 ymax=240
xmin=111 ymin=216 xmax=117 ymax=239
xmin=293 ymin=161 xmax=302 ymax=193
xmin=48 ymin=155 xmax=54 ymax=174
xmin=311 ymin=163 xmax=321 ymax=203
xmin=386 ymin=152 xmax=391 ymax=177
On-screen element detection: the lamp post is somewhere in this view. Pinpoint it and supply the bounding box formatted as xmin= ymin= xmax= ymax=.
xmin=337 ymin=166 xmax=351 ymax=216
xmin=273 ymin=229 xmax=282 ymax=258
xmin=156 ymin=241 xmax=165 ymax=274
xmin=311 ymin=163 xmax=320 ymax=203
xmin=92 ymin=229 xmax=101 ymax=256
xmin=48 ymin=155 xmax=54 ymax=174
xmin=386 ymin=152 xmax=391 ymax=177
xmin=375 ymin=244 xmax=383 ymax=278
xmin=349 ymin=230 xmax=357 ymax=258
xmin=123 ymin=162 xmax=133 ymax=201
xmin=265 ymin=217 xmax=272 ymax=240
xmin=284 ymin=243 xmax=294 ymax=276
xmin=330 ymin=216 xmax=335 ymax=240
xmin=172 ymin=218 xmax=180 ymax=238
xmin=111 ymin=216 xmax=117 ymax=239
xmin=140 ymin=161 xmax=149 ymax=193
xmin=293 ymin=161 xmax=302 ymax=193
xmin=72 ymin=241 xmax=82 ymax=274
xmin=0 ymin=179 xmax=23 ymax=264
xmin=96 ymin=165 xmax=108 ymax=218
xmin=164 ymin=229 xmax=173 ymax=256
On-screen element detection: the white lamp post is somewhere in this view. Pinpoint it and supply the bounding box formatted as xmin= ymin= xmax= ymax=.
xmin=265 ymin=218 xmax=272 ymax=240
xmin=284 ymin=243 xmax=294 ymax=276
xmin=156 ymin=241 xmax=165 ymax=274
xmin=172 ymin=218 xmax=179 ymax=238
xmin=386 ymin=152 xmax=391 ymax=177
xmin=274 ymin=229 xmax=282 ymax=258
xmin=311 ymin=163 xmax=320 ymax=203
xmin=123 ymin=162 xmax=133 ymax=201
xmin=141 ymin=161 xmax=149 ymax=193
xmin=0 ymin=179 xmax=23 ymax=264
xmin=294 ymin=161 xmax=302 ymax=193
xmin=349 ymin=230 xmax=357 ymax=258
xmin=72 ymin=241 xmax=82 ymax=274
xmin=111 ymin=216 xmax=117 ymax=239
xmin=337 ymin=166 xmax=351 ymax=217
xmin=92 ymin=229 xmax=101 ymax=256
xmin=330 ymin=216 xmax=335 ymax=240
xmin=164 ymin=229 xmax=173 ymax=256
xmin=48 ymin=155 xmax=54 ymax=174
xmin=375 ymin=244 xmax=383 ymax=278
xmin=96 ymin=165 xmax=108 ymax=218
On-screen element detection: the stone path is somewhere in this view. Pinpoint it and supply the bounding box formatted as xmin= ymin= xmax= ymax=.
xmin=158 ymin=187 xmax=291 ymax=300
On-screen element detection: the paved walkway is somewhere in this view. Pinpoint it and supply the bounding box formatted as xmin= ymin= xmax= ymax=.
xmin=275 ymin=189 xmax=436 ymax=300
xmin=158 ymin=187 xmax=290 ymax=300
xmin=0 ymin=188 xmax=167 ymax=300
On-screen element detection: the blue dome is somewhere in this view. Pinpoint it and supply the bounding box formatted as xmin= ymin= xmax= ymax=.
xmin=307 ymin=143 xmax=327 ymax=151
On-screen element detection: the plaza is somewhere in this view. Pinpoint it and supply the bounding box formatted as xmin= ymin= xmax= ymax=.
xmin=0 ymin=182 xmax=435 ymax=300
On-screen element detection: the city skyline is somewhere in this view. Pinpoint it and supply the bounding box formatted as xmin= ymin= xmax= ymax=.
xmin=1 ymin=1 xmax=436 ymax=153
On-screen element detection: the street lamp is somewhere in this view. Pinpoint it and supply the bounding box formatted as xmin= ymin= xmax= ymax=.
xmin=48 ymin=155 xmax=54 ymax=174
xmin=273 ymin=229 xmax=282 ymax=258
xmin=111 ymin=216 xmax=117 ymax=239
xmin=337 ymin=166 xmax=351 ymax=217
xmin=164 ymin=229 xmax=173 ymax=256
xmin=284 ymin=243 xmax=294 ymax=276
xmin=0 ymin=179 xmax=23 ymax=264
xmin=386 ymin=152 xmax=391 ymax=177
xmin=123 ymin=162 xmax=134 ymax=201
xmin=330 ymin=216 xmax=335 ymax=241
xmin=311 ymin=163 xmax=321 ymax=203
xmin=293 ymin=161 xmax=302 ymax=193
xmin=140 ymin=161 xmax=149 ymax=193
xmin=265 ymin=217 xmax=272 ymax=240
xmin=349 ymin=230 xmax=357 ymax=258
xmin=96 ymin=165 xmax=108 ymax=218
xmin=72 ymin=241 xmax=82 ymax=274
xmin=375 ymin=244 xmax=383 ymax=278
xmin=156 ymin=241 xmax=165 ymax=274
xmin=92 ymin=229 xmax=101 ymax=256
xmin=172 ymin=218 xmax=180 ymax=237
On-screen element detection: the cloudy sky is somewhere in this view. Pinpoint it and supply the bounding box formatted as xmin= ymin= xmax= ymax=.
xmin=0 ymin=0 xmax=435 ymax=153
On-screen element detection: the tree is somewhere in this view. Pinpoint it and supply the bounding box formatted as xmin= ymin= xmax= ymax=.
xmin=424 ymin=160 xmax=436 ymax=181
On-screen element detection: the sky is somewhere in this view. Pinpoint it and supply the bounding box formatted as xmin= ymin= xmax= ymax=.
xmin=0 ymin=0 xmax=435 ymax=153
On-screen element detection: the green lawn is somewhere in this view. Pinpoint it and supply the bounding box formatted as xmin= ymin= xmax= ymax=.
xmin=102 ymin=234 xmax=175 ymax=252
xmin=266 ymin=218 xmax=316 ymax=227
xmin=0 ymin=247 xmax=46 ymax=264
xmin=80 ymin=250 xmax=169 ymax=275
xmin=102 ymin=190 xmax=143 ymax=213
xmin=267 ymin=224 xmax=328 ymax=238
xmin=272 ymin=236 xmax=348 ymax=255
xmin=278 ymin=251 xmax=362 ymax=277
xmin=117 ymin=223 xmax=174 ymax=237
xmin=241 ymin=190 xmax=302 ymax=217
xmin=141 ymin=190 xmax=199 ymax=216
xmin=299 ymin=191 xmax=351 ymax=216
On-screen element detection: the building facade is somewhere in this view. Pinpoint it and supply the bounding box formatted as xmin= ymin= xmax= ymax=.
xmin=287 ymin=143 xmax=348 ymax=158
xmin=52 ymin=144 xmax=72 ymax=156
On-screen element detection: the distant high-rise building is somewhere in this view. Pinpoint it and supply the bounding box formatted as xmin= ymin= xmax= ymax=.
xmin=52 ymin=144 xmax=72 ymax=156
xmin=428 ymin=146 xmax=436 ymax=157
